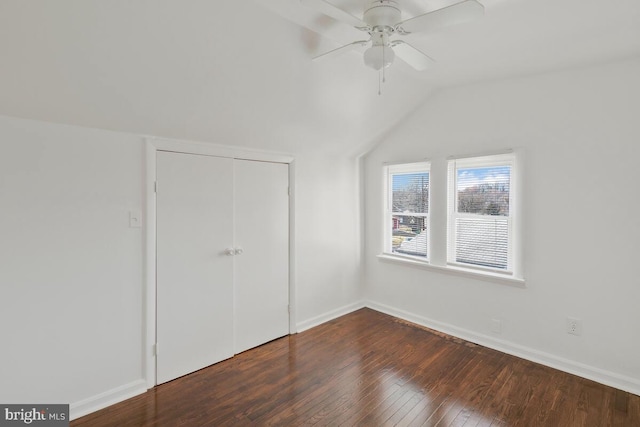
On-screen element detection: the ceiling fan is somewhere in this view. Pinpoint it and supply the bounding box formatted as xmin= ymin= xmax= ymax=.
xmin=301 ymin=0 xmax=484 ymax=72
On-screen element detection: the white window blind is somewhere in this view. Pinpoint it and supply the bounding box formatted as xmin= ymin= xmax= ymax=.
xmin=448 ymin=154 xmax=514 ymax=272
xmin=386 ymin=163 xmax=430 ymax=259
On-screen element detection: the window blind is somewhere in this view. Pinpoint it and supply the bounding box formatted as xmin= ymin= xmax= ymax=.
xmin=387 ymin=164 xmax=430 ymax=259
xmin=449 ymin=158 xmax=513 ymax=271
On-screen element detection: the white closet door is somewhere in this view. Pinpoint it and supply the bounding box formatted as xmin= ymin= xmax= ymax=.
xmin=156 ymin=151 xmax=234 ymax=384
xmin=234 ymin=160 xmax=290 ymax=354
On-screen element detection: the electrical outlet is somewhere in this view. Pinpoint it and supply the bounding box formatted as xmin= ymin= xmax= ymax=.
xmin=566 ymin=317 xmax=582 ymax=336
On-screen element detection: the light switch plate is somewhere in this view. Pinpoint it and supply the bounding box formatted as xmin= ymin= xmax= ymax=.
xmin=129 ymin=210 xmax=142 ymax=228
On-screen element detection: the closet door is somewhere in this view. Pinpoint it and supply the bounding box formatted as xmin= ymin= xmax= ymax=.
xmin=156 ymin=151 xmax=234 ymax=384
xmin=234 ymin=160 xmax=290 ymax=354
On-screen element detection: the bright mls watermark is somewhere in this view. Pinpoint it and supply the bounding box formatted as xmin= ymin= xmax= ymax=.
xmin=1 ymin=405 xmax=68 ymax=426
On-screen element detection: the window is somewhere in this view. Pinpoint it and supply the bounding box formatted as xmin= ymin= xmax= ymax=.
xmin=384 ymin=162 xmax=430 ymax=259
xmin=379 ymin=152 xmax=522 ymax=284
xmin=448 ymin=153 xmax=515 ymax=273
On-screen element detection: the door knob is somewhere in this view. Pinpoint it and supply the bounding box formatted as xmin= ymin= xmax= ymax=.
xmin=224 ymin=248 xmax=235 ymax=256
xmin=234 ymin=248 xmax=244 ymax=255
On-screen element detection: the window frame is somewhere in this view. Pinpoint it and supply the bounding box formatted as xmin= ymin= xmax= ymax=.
xmin=447 ymin=153 xmax=516 ymax=275
xmin=383 ymin=162 xmax=431 ymax=262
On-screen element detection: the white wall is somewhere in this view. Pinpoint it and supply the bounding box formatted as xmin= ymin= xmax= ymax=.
xmin=0 ymin=115 xmax=363 ymax=417
xmin=293 ymin=152 xmax=363 ymax=330
xmin=363 ymin=58 xmax=640 ymax=394
xmin=0 ymin=117 xmax=145 ymax=410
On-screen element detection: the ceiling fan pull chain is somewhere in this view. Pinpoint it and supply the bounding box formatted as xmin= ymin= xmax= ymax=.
xmin=382 ymin=44 xmax=387 ymax=83
xmin=378 ymin=70 xmax=382 ymax=95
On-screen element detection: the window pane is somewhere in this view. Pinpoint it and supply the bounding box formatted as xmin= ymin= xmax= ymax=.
xmin=455 ymin=217 xmax=508 ymax=269
xmin=392 ymin=172 xmax=429 ymax=214
xmin=392 ymin=215 xmax=427 ymax=257
xmin=457 ymin=166 xmax=510 ymax=216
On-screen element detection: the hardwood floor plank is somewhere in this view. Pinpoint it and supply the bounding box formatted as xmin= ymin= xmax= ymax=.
xmin=70 ymin=308 xmax=640 ymax=427
xmin=396 ymin=348 xmax=479 ymax=426
xmin=385 ymin=390 xmax=427 ymax=426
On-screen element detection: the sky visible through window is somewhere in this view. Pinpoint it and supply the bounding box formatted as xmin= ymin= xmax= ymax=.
xmin=457 ymin=166 xmax=510 ymax=190
xmin=457 ymin=165 xmax=510 ymax=216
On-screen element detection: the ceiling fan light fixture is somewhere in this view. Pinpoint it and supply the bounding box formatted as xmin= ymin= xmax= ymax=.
xmin=363 ymin=44 xmax=395 ymax=70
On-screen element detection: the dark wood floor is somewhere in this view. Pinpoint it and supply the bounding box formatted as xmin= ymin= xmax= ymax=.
xmin=72 ymin=308 xmax=639 ymax=426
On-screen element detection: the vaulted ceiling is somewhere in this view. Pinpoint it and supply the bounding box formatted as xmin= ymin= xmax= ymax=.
xmin=1 ymin=0 xmax=639 ymax=155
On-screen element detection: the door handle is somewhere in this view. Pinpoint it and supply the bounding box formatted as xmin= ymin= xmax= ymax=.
xmin=224 ymin=248 xmax=235 ymax=256
xmin=234 ymin=248 xmax=244 ymax=255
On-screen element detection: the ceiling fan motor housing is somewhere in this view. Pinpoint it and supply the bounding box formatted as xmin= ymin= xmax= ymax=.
xmin=364 ymin=0 xmax=401 ymax=30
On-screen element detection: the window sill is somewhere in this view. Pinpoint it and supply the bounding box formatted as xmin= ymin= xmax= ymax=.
xmin=377 ymin=254 xmax=526 ymax=288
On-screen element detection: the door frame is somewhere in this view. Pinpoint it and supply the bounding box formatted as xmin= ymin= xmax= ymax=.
xmin=143 ymin=137 xmax=296 ymax=388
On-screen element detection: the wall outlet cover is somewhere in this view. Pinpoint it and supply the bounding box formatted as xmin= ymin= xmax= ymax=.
xmin=566 ymin=317 xmax=582 ymax=336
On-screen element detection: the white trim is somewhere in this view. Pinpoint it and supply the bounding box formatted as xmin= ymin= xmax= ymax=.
xmin=147 ymin=136 xmax=293 ymax=164
xmin=386 ymin=161 xmax=430 ymax=174
xmin=232 ymin=159 xmax=238 ymax=354
xmin=70 ymin=379 xmax=146 ymax=421
xmin=296 ymin=301 xmax=366 ymax=333
xmin=377 ymin=253 xmax=525 ymax=287
xmin=447 ymin=148 xmax=513 ymax=161
xmin=382 ymin=158 xmax=430 ymax=167
xmin=144 ymin=140 xmax=157 ymax=389
xmin=365 ymin=300 xmax=640 ymax=397
xmin=512 ymin=148 xmax=525 ymax=279
xmin=145 ymin=136 xmax=296 ymax=388
xmin=288 ymin=161 xmax=297 ymax=333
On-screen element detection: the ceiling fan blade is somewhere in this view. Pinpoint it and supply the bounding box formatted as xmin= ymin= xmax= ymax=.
xmin=300 ymin=0 xmax=367 ymax=28
xmin=392 ymin=40 xmax=435 ymax=71
xmin=313 ymin=40 xmax=368 ymax=61
xmin=395 ymin=0 xmax=484 ymax=34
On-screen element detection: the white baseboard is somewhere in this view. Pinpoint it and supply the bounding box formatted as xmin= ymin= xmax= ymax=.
xmin=70 ymin=379 xmax=147 ymax=421
xmin=296 ymin=301 xmax=366 ymax=333
xmin=365 ymin=300 xmax=640 ymax=396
